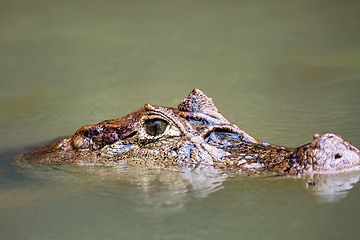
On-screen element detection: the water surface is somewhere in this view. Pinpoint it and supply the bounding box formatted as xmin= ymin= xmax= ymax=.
xmin=1 ymin=0 xmax=360 ymax=239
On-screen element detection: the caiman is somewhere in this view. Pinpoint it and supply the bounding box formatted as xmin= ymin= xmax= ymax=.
xmin=17 ymin=89 xmax=360 ymax=174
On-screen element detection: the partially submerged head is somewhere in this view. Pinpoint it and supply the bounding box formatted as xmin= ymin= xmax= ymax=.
xmin=17 ymin=89 xmax=254 ymax=167
xmin=16 ymin=89 xmax=360 ymax=175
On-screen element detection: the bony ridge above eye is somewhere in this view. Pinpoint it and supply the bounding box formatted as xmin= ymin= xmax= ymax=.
xmin=144 ymin=118 xmax=168 ymax=136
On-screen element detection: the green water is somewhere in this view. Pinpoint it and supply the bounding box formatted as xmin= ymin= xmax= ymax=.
xmin=1 ymin=0 xmax=360 ymax=239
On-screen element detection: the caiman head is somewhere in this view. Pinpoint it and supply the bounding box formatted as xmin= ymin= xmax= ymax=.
xmin=18 ymin=89 xmax=257 ymax=167
xmin=17 ymin=89 xmax=360 ymax=174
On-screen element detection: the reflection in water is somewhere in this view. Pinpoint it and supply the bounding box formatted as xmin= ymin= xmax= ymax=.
xmin=86 ymin=165 xmax=228 ymax=214
xmin=306 ymin=170 xmax=360 ymax=203
xmin=7 ymin=163 xmax=228 ymax=212
xmin=7 ymin=162 xmax=360 ymax=210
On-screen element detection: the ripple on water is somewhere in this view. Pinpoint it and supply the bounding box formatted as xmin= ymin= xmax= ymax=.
xmin=0 ymin=106 xmax=68 ymax=149
xmin=243 ymin=98 xmax=360 ymax=148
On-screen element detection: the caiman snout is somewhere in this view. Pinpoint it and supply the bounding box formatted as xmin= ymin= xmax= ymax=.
xmin=306 ymin=134 xmax=360 ymax=173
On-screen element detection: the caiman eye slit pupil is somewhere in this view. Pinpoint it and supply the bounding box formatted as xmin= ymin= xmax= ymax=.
xmin=144 ymin=119 xmax=168 ymax=136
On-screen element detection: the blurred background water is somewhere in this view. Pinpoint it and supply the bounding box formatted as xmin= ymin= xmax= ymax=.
xmin=1 ymin=0 xmax=360 ymax=239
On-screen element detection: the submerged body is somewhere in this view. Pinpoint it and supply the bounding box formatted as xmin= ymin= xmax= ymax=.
xmin=17 ymin=89 xmax=360 ymax=174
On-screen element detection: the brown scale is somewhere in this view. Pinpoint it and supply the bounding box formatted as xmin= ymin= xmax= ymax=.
xmin=16 ymin=89 xmax=360 ymax=174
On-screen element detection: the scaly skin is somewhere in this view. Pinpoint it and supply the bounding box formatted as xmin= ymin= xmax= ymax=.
xmin=16 ymin=89 xmax=360 ymax=174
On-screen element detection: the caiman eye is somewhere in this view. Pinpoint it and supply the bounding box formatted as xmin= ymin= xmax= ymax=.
xmin=144 ymin=119 xmax=168 ymax=136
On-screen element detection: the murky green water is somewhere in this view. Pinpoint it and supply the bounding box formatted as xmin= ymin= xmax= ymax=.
xmin=1 ymin=0 xmax=360 ymax=239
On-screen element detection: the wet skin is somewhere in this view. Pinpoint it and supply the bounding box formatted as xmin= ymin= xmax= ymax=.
xmin=17 ymin=89 xmax=360 ymax=174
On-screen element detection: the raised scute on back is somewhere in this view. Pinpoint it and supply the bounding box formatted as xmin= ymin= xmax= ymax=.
xmin=298 ymin=133 xmax=360 ymax=173
xmin=178 ymin=88 xmax=230 ymax=124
